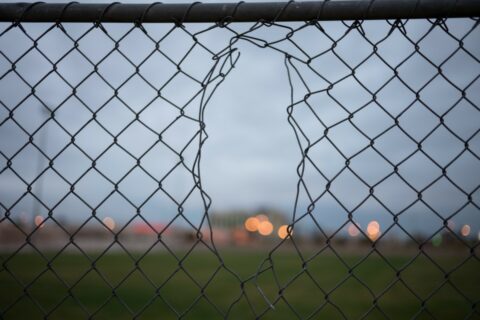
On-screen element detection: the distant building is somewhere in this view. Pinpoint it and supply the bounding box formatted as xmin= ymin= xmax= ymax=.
xmin=209 ymin=208 xmax=289 ymax=246
xmin=210 ymin=208 xmax=288 ymax=229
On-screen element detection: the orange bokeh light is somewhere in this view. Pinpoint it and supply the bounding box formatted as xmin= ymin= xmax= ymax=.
xmin=278 ymin=225 xmax=292 ymax=239
xmin=460 ymin=224 xmax=471 ymax=237
xmin=245 ymin=217 xmax=260 ymax=232
xmin=258 ymin=220 xmax=273 ymax=236
xmin=256 ymin=214 xmax=268 ymax=222
xmin=347 ymin=223 xmax=360 ymax=237
xmin=367 ymin=221 xmax=380 ymax=241
xmin=103 ymin=217 xmax=116 ymax=231
xmin=34 ymin=215 xmax=44 ymax=228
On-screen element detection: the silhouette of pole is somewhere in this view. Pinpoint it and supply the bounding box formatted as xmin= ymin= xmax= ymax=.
xmin=31 ymin=106 xmax=49 ymax=229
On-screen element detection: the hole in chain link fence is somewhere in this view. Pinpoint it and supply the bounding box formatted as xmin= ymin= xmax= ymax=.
xmin=0 ymin=5 xmax=479 ymax=319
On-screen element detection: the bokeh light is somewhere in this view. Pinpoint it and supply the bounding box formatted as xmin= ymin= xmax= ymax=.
xmin=367 ymin=221 xmax=380 ymax=241
xmin=278 ymin=225 xmax=292 ymax=239
xmin=258 ymin=220 xmax=273 ymax=236
xmin=244 ymin=217 xmax=259 ymax=232
xmin=347 ymin=223 xmax=360 ymax=237
xmin=460 ymin=224 xmax=470 ymax=237
xmin=256 ymin=214 xmax=268 ymax=222
xmin=34 ymin=215 xmax=44 ymax=228
xmin=447 ymin=220 xmax=456 ymax=230
xmin=103 ymin=217 xmax=116 ymax=231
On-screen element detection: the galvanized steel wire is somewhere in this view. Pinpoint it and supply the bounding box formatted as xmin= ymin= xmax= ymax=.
xmin=0 ymin=1 xmax=479 ymax=319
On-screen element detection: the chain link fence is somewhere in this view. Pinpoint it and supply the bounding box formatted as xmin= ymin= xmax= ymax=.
xmin=0 ymin=1 xmax=479 ymax=319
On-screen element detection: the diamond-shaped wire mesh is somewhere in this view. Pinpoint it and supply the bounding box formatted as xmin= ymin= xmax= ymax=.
xmin=0 ymin=1 xmax=479 ymax=319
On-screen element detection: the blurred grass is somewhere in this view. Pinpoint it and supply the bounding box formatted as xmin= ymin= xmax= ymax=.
xmin=0 ymin=249 xmax=479 ymax=319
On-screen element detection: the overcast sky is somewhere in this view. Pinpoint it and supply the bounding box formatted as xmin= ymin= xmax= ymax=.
xmin=0 ymin=8 xmax=479 ymax=239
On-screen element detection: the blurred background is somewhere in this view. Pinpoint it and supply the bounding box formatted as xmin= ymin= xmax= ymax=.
xmin=0 ymin=1 xmax=479 ymax=319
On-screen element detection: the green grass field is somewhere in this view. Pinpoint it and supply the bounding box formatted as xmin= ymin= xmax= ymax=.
xmin=1 ymin=249 xmax=479 ymax=319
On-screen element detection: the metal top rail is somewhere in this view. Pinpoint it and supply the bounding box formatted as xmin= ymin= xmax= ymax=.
xmin=0 ymin=0 xmax=479 ymax=24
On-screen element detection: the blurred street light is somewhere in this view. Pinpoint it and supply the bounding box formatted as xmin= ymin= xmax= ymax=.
xmin=367 ymin=221 xmax=380 ymax=241
xmin=347 ymin=223 xmax=360 ymax=237
xmin=277 ymin=225 xmax=292 ymax=239
xmin=34 ymin=215 xmax=45 ymax=228
xmin=460 ymin=224 xmax=471 ymax=237
xmin=103 ymin=217 xmax=116 ymax=231
xmin=256 ymin=214 xmax=268 ymax=222
xmin=244 ymin=217 xmax=259 ymax=232
xmin=258 ymin=220 xmax=273 ymax=236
